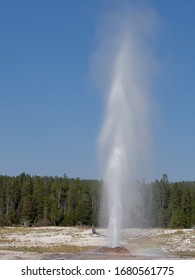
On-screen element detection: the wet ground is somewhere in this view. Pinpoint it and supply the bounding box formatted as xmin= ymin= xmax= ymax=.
xmin=0 ymin=248 xmax=185 ymax=260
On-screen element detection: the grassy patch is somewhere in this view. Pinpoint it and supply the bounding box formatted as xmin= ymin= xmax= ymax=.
xmin=170 ymin=251 xmax=195 ymax=258
xmin=0 ymin=244 xmax=96 ymax=253
xmin=0 ymin=227 xmax=32 ymax=235
xmin=0 ymin=238 xmax=16 ymax=243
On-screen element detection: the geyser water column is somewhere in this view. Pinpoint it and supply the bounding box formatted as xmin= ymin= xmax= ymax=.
xmin=94 ymin=5 xmax=157 ymax=248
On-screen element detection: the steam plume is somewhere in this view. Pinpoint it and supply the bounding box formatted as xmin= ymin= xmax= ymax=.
xmin=93 ymin=3 xmax=158 ymax=247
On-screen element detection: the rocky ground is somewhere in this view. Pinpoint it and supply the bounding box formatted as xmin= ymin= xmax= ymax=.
xmin=0 ymin=226 xmax=194 ymax=259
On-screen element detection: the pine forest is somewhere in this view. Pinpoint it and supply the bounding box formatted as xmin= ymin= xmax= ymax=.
xmin=0 ymin=173 xmax=195 ymax=229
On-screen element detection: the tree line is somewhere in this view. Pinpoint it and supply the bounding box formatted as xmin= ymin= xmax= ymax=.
xmin=0 ymin=173 xmax=101 ymax=227
xmin=144 ymin=174 xmax=195 ymax=228
xmin=0 ymin=173 xmax=195 ymax=228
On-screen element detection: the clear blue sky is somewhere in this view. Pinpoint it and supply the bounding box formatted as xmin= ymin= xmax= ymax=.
xmin=1 ymin=0 xmax=195 ymax=182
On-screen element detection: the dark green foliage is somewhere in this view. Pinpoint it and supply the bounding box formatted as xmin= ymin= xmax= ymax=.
xmin=130 ymin=174 xmax=195 ymax=229
xmin=145 ymin=175 xmax=195 ymax=228
xmin=0 ymin=173 xmax=195 ymax=228
xmin=0 ymin=174 xmax=101 ymax=227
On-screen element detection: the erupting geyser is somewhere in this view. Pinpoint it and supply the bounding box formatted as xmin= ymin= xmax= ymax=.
xmin=94 ymin=4 xmax=157 ymax=248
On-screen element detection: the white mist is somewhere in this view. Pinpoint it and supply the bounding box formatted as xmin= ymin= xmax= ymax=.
xmin=94 ymin=4 xmax=158 ymax=248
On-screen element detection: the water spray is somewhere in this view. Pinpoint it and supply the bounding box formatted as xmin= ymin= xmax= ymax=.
xmin=94 ymin=4 xmax=157 ymax=248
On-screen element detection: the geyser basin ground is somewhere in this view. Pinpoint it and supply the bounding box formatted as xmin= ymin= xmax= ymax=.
xmin=96 ymin=246 xmax=130 ymax=254
xmin=0 ymin=226 xmax=194 ymax=259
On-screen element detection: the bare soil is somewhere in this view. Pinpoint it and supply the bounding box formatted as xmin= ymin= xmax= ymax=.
xmin=96 ymin=246 xmax=130 ymax=254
